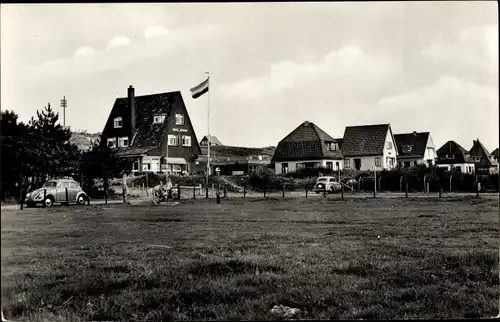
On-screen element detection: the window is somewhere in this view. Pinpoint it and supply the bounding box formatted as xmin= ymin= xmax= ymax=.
xmin=281 ymin=163 xmax=288 ymax=174
xmin=386 ymin=157 xmax=394 ymax=167
xmin=336 ymin=162 xmax=340 ymax=170
xmin=402 ymin=145 xmax=413 ymax=153
xmin=168 ymin=134 xmax=179 ymax=146
xmin=474 ymin=157 xmax=480 ymax=162
xmin=326 ymin=162 xmax=333 ymax=170
xmin=153 ymin=115 xmax=166 ymax=124
xmin=70 ymin=182 xmax=79 ymax=190
xmin=114 ymin=117 xmax=123 ymax=128
xmin=375 ymin=157 xmax=381 ymax=167
xmin=118 ymin=137 xmax=129 ymax=147
xmin=386 ymin=141 xmax=393 ymax=149
xmin=175 ymin=114 xmax=184 ymax=125
xmin=107 ymin=138 xmax=116 ymax=148
xmin=182 ymin=135 xmax=191 ymax=147
xmin=327 ymin=142 xmax=338 ymax=151
xmin=344 ymin=159 xmax=350 ymax=168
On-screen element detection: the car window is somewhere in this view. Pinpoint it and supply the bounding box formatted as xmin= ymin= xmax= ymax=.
xmin=70 ymin=183 xmax=80 ymax=190
xmin=329 ymin=178 xmax=336 ymax=182
xmin=59 ymin=182 xmax=70 ymax=189
xmin=317 ymin=178 xmax=327 ymax=182
xmin=43 ymin=181 xmax=57 ymax=188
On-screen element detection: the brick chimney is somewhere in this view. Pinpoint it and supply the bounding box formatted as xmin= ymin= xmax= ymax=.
xmin=128 ymin=85 xmax=136 ymax=133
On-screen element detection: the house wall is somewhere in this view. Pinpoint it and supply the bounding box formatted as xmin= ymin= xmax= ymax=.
xmin=157 ymin=98 xmax=201 ymax=165
xmin=424 ymin=134 xmax=437 ymax=165
xmin=344 ymin=156 xmax=382 ymax=171
xmin=101 ymin=100 xmax=134 ymax=147
xmin=436 ymin=163 xmax=475 ymax=173
xmin=382 ymin=128 xmax=397 ymax=169
xmin=274 ymin=159 xmax=343 ymax=175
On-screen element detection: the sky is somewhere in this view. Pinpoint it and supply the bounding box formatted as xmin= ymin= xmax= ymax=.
xmin=1 ymin=2 xmax=498 ymax=151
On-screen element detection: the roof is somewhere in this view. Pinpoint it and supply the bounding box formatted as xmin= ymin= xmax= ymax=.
xmin=436 ymin=140 xmax=474 ymax=164
xmin=201 ymin=135 xmax=222 ymax=145
xmin=469 ymin=139 xmax=494 ymax=166
xmin=491 ymin=148 xmax=499 ymax=158
xmin=393 ymin=132 xmax=430 ymax=158
xmin=116 ymin=146 xmax=156 ymax=157
xmin=111 ymin=91 xmax=180 ymax=150
xmin=341 ymin=124 xmax=391 ymax=157
xmin=272 ymin=121 xmax=343 ymax=162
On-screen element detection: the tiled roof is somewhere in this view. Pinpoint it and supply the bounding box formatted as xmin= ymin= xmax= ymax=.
xmin=116 ymin=146 xmax=156 ymax=157
xmin=491 ymin=148 xmax=499 ymax=158
xmin=394 ymin=132 xmax=429 ymax=158
xmin=201 ymin=135 xmax=222 ymax=145
xmin=272 ymin=121 xmax=343 ymax=162
xmin=436 ymin=141 xmax=474 ymax=164
xmin=469 ymin=139 xmax=494 ymax=166
xmin=111 ymin=91 xmax=179 ymax=150
xmin=341 ymin=124 xmax=390 ymax=157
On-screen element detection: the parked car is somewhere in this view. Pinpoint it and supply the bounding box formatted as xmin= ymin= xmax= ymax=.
xmin=25 ymin=179 xmax=89 ymax=207
xmin=313 ymin=176 xmax=342 ymax=194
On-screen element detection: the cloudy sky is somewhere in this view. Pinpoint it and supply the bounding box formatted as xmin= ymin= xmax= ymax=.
xmin=1 ymin=2 xmax=498 ymax=151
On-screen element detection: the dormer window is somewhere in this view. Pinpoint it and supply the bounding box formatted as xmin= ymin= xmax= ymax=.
xmin=474 ymin=157 xmax=480 ymax=162
xmin=153 ymin=114 xmax=166 ymax=124
xmin=402 ymin=145 xmax=413 ymax=153
xmin=118 ymin=137 xmax=129 ymax=147
xmin=327 ymin=142 xmax=339 ymax=151
xmin=175 ymin=114 xmax=184 ymax=125
xmin=114 ymin=117 xmax=123 ymax=128
xmin=107 ymin=138 xmax=116 ymax=148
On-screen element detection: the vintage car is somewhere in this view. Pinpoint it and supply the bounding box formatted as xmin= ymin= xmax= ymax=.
xmin=25 ymin=179 xmax=89 ymax=207
xmin=313 ymin=176 xmax=342 ymax=194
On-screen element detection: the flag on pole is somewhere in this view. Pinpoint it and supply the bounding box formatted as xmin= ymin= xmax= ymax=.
xmin=190 ymin=77 xmax=209 ymax=99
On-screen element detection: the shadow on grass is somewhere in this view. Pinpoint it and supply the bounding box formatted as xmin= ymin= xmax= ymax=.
xmin=187 ymin=259 xmax=285 ymax=278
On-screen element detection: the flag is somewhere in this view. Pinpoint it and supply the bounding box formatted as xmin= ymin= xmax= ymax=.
xmin=190 ymin=77 xmax=209 ymax=99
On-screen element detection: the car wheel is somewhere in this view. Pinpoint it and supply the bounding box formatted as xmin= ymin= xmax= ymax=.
xmin=43 ymin=196 xmax=54 ymax=208
xmin=77 ymin=195 xmax=86 ymax=205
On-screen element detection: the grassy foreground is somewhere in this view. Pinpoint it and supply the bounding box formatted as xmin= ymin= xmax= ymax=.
xmin=1 ymin=197 xmax=499 ymax=321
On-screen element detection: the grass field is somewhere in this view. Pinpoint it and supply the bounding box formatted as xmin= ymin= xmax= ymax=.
xmin=1 ymin=197 xmax=499 ymax=321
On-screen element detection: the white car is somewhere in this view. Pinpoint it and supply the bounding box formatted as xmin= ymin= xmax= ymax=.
xmin=313 ymin=176 xmax=342 ymax=194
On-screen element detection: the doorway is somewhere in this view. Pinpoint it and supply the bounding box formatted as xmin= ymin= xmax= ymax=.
xmin=354 ymin=159 xmax=361 ymax=170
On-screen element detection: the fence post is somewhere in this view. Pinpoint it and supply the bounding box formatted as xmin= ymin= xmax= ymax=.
xmin=405 ymin=182 xmax=408 ymax=198
xmin=282 ymin=184 xmax=285 ymax=198
xmin=449 ymin=175 xmax=453 ymax=192
xmin=224 ymin=184 xmax=227 ymax=198
xmin=341 ymin=184 xmax=344 ymax=200
xmin=145 ymin=172 xmax=148 ymax=189
xmin=439 ymin=189 xmax=442 ymax=198
xmin=400 ymin=176 xmax=403 ymax=192
xmin=65 ymin=187 xmax=69 ymax=206
xmin=323 ymin=184 xmax=326 ymax=198
xmin=122 ymin=173 xmax=128 ymax=204
xmin=306 ymin=186 xmax=308 ymax=198
xmin=378 ymin=177 xmax=382 ymax=193
xmin=264 ymin=183 xmax=267 ymax=198
xmin=359 ymin=178 xmax=362 ymax=192
xmin=423 ymin=174 xmax=427 ymax=193
xmin=244 ymin=181 xmax=247 ymax=198
xmin=43 ymin=189 xmax=47 ymax=207
xmin=426 ymin=182 xmax=430 ymax=194
xmin=476 ymin=175 xmax=480 ymax=198
xmin=212 ymin=183 xmax=215 ymax=198
xmin=373 ymin=169 xmax=376 ymax=198
xmin=193 ymin=184 xmax=196 ymax=199
xmin=19 ymin=187 xmax=23 ymax=210
xmin=177 ymin=185 xmax=181 ymax=200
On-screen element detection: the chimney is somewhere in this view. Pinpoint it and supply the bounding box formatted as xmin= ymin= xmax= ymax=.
xmin=304 ymin=121 xmax=310 ymax=125
xmin=412 ymin=131 xmax=417 ymax=136
xmin=128 ymin=85 xmax=136 ymax=133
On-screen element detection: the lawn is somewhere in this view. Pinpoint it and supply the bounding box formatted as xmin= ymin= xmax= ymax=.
xmin=1 ymin=196 xmax=499 ymax=321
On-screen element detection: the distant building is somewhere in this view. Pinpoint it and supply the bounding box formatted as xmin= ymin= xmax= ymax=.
xmin=271 ymin=121 xmax=343 ymax=175
xmin=435 ymin=141 xmax=475 ymax=173
xmin=200 ymin=135 xmax=223 ymax=146
xmin=100 ymin=85 xmax=202 ymax=174
xmin=341 ymin=124 xmax=398 ymax=171
xmin=394 ymin=131 xmax=437 ymax=167
xmin=469 ymin=139 xmax=498 ymax=174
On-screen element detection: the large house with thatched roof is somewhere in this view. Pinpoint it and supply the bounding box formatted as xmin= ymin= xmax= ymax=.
xmin=100 ymin=85 xmax=202 ymax=174
xmin=271 ymin=121 xmax=343 ymax=174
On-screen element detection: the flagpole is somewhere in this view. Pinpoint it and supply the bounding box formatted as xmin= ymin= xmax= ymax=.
xmin=206 ymin=72 xmax=210 ymax=197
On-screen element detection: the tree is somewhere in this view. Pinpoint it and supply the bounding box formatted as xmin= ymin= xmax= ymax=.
xmin=1 ymin=110 xmax=26 ymax=199
xmin=80 ymin=141 xmax=129 ymax=198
